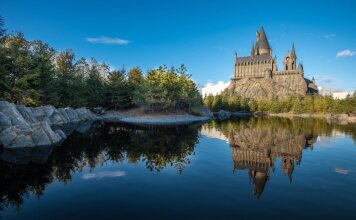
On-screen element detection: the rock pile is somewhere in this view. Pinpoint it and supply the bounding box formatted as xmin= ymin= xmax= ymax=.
xmin=0 ymin=101 xmax=97 ymax=149
xmin=226 ymin=75 xmax=317 ymax=99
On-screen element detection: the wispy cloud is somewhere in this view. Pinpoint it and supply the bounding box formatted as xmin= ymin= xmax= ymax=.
xmin=335 ymin=167 xmax=350 ymax=175
xmin=86 ymin=37 xmax=130 ymax=45
xmin=315 ymin=75 xmax=336 ymax=84
xmin=336 ymin=49 xmax=356 ymax=58
xmin=324 ymin=34 xmax=335 ymax=39
xmin=83 ymin=171 xmax=126 ymax=180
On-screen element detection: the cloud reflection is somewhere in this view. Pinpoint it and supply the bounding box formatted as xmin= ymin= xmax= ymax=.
xmin=83 ymin=171 xmax=126 ymax=180
xmin=334 ymin=167 xmax=349 ymax=175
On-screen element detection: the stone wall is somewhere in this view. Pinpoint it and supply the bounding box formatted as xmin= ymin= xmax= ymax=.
xmin=0 ymin=101 xmax=97 ymax=149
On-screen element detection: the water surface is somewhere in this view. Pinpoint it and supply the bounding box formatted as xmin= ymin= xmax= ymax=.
xmin=1 ymin=117 xmax=356 ymax=219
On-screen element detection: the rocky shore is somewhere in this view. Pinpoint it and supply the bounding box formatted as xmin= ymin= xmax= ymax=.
xmin=0 ymin=102 xmax=214 ymax=149
xmin=0 ymin=101 xmax=97 ymax=149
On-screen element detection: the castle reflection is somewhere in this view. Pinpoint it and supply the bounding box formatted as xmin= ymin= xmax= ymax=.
xmin=202 ymin=117 xmax=356 ymax=198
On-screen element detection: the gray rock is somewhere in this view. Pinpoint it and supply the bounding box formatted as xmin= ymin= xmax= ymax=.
xmin=49 ymin=111 xmax=65 ymax=125
xmin=58 ymin=108 xmax=70 ymax=123
xmin=16 ymin=105 xmax=37 ymax=124
xmin=218 ymin=110 xmax=231 ymax=120
xmin=0 ymin=112 xmax=11 ymax=130
xmin=0 ymin=101 xmax=96 ymax=150
xmin=65 ymin=107 xmax=80 ymax=122
xmin=11 ymin=134 xmax=35 ymax=148
xmin=31 ymin=123 xmax=52 ymax=146
xmin=0 ymin=127 xmax=18 ymax=146
xmin=42 ymin=105 xmax=56 ymax=117
xmin=55 ymin=129 xmax=66 ymax=139
xmin=0 ymin=101 xmax=29 ymax=127
xmin=39 ymin=121 xmax=62 ymax=144
xmin=200 ymin=105 xmax=214 ymax=118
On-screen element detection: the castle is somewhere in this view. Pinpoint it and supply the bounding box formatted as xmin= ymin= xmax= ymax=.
xmin=226 ymin=27 xmax=318 ymax=99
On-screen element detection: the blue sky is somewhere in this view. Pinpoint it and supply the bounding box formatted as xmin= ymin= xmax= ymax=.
xmin=1 ymin=0 xmax=356 ymax=91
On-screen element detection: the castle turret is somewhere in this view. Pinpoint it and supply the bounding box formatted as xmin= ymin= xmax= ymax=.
xmin=283 ymin=50 xmax=291 ymax=70
xmin=297 ymin=63 xmax=304 ymax=75
xmin=253 ymin=26 xmax=272 ymax=56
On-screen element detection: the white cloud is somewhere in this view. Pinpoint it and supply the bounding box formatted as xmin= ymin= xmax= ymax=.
xmin=318 ymin=86 xmax=353 ymax=99
xmin=83 ymin=171 xmax=126 ymax=180
xmin=201 ymin=81 xmax=230 ymax=96
xmin=86 ymin=37 xmax=130 ymax=45
xmin=336 ymin=49 xmax=356 ymax=58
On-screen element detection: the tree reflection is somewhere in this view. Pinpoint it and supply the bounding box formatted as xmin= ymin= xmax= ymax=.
xmin=0 ymin=122 xmax=200 ymax=211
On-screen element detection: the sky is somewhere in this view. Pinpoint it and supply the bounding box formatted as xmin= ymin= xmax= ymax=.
xmin=1 ymin=0 xmax=356 ymax=92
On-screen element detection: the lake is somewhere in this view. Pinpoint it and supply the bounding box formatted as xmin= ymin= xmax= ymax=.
xmin=1 ymin=116 xmax=356 ymax=219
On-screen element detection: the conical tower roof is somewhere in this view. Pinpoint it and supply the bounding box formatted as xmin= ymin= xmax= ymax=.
xmin=257 ymin=26 xmax=271 ymax=51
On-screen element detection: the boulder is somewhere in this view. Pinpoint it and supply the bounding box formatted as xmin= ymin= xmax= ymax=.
xmin=0 ymin=101 xmax=29 ymax=127
xmin=57 ymin=108 xmax=70 ymax=123
xmin=218 ymin=110 xmax=231 ymax=120
xmin=0 ymin=112 xmax=11 ymax=131
xmin=65 ymin=108 xmax=80 ymax=122
xmin=0 ymin=127 xmax=18 ymax=146
xmin=31 ymin=123 xmax=52 ymax=146
xmin=49 ymin=111 xmax=65 ymax=125
xmin=16 ymin=105 xmax=37 ymax=123
xmin=42 ymin=105 xmax=56 ymax=117
xmin=200 ymin=105 xmax=214 ymax=118
xmin=0 ymin=101 xmax=97 ymax=150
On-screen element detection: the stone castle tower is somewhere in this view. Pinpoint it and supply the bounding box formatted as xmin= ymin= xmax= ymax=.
xmin=227 ymin=27 xmax=318 ymax=99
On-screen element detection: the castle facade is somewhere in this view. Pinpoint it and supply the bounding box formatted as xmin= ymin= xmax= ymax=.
xmin=226 ymin=27 xmax=318 ymax=99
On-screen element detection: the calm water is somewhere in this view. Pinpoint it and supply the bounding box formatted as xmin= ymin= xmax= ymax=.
xmin=1 ymin=117 xmax=356 ymax=219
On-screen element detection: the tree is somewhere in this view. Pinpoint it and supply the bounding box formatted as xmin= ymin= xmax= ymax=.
xmin=0 ymin=16 xmax=6 ymax=37
xmin=128 ymin=67 xmax=145 ymax=107
xmin=85 ymin=58 xmax=107 ymax=108
xmin=54 ymin=50 xmax=76 ymax=107
xmin=30 ymin=40 xmax=58 ymax=105
xmin=106 ymin=67 xmax=130 ymax=110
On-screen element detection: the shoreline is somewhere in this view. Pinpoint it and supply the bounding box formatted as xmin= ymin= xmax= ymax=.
xmin=100 ymin=113 xmax=212 ymax=125
xmin=227 ymin=111 xmax=356 ymax=124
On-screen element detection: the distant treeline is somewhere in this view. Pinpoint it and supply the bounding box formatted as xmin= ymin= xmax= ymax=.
xmin=0 ymin=17 xmax=201 ymax=113
xmin=203 ymin=93 xmax=356 ymax=114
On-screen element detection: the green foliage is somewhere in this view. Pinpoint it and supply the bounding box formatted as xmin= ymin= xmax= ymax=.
xmin=0 ymin=18 xmax=201 ymax=113
xmin=203 ymin=93 xmax=356 ymax=114
xmin=142 ymin=65 xmax=201 ymax=112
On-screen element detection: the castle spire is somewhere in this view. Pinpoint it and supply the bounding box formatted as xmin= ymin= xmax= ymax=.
xmin=256 ymin=26 xmax=271 ymax=55
xmin=251 ymin=42 xmax=255 ymax=56
xmin=291 ymin=43 xmax=296 ymax=58
xmin=258 ymin=27 xmax=270 ymax=49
